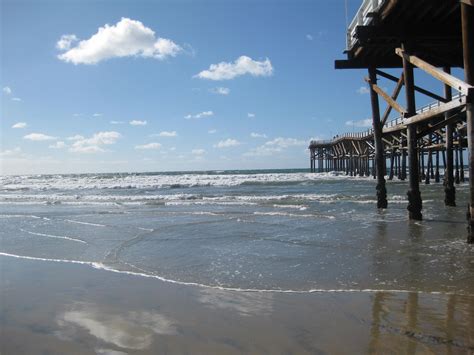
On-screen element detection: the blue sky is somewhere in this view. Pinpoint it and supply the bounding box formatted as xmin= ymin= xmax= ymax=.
xmin=1 ymin=0 xmax=461 ymax=174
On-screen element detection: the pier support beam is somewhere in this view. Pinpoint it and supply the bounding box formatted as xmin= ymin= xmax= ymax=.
xmin=444 ymin=67 xmax=456 ymax=206
xmin=403 ymin=45 xmax=422 ymax=220
xmin=369 ymin=67 xmax=387 ymax=208
xmin=462 ymin=2 xmax=474 ymax=243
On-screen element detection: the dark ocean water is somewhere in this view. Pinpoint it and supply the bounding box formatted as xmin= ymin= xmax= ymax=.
xmin=1 ymin=169 xmax=473 ymax=294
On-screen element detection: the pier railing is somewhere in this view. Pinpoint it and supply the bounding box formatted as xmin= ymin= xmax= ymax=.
xmin=310 ymin=93 xmax=465 ymax=146
xmin=383 ymin=93 xmax=464 ymax=128
xmin=346 ymin=0 xmax=386 ymax=50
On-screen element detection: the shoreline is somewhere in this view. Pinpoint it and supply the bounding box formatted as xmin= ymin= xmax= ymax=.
xmin=1 ymin=252 xmax=472 ymax=297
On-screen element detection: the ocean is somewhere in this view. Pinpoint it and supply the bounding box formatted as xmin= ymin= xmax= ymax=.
xmin=1 ymin=169 xmax=473 ymax=294
xmin=2 ymin=169 xmax=474 ymax=353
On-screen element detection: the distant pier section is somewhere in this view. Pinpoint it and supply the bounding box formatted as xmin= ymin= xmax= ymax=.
xmin=310 ymin=0 xmax=474 ymax=242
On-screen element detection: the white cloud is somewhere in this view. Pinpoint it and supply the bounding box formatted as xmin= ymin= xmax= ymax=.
xmin=185 ymin=111 xmax=213 ymax=119
xmin=24 ymin=133 xmax=57 ymax=141
xmin=195 ymin=56 xmax=273 ymax=81
xmin=56 ymin=34 xmax=78 ymax=50
xmin=3 ymin=86 xmax=12 ymax=95
xmin=12 ymin=122 xmax=27 ymax=129
xmin=306 ymin=34 xmax=313 ymax=41
xmin=250 ymin=132 xmax=267 ymax=138
xmin=214 ymin=138 xmax=241 ymax=148
xmin=135 ymin=142 xmax=162 ymax=150
xmin=356 ymin=86 xmax=370 ymax=95
xmin=11 ymin=97 xmax=22 ymax=102
xmin=244 ymin=137 xmax=306 ymax=157
xmin=345 ymin=118 xmax=372 ymax=128
xmin=208 ymin=129 xmax=217 ymax=134
xmin=57 ymin=18 xmax=182 ymax=65
xmin=49 ymin=141 xmax=67 ymax=149
xmin=110 ymin=120 xmax=125 ymax=125
xmin=192 ymin=149 xmax=205 ymax=155
xmin=67 ymin=135 xmax=85 ymax=141
xmin=129 ymin=120 xmax=147 ymax=126
xmin=93 ymin=113 xmax=103 ymax=117
xmin=69 ymin=131 xmax=121 ymax=153
xmin=247 ymin=113 xmax=255 ymax=118
xmin=209 ymin=87 xmax=230 ymax=95
xmin=154 ymin=131 xmax=177 ymax=137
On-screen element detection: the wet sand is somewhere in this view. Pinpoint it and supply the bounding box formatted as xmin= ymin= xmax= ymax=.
xmin=1 ymin=255 xmax=473 ymax=354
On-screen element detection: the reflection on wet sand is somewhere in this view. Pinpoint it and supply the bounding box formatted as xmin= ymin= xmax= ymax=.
xmin=56 ymin=303 xmax=177 ymax=352
xmin=368 ymin=292 xmax=474 ymax=353
xmin=198 ymin=288 xmax=273 ymax=317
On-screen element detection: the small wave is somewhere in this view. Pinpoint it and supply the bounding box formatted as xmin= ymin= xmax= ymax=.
xmin=65 ymin=219 xmax=106 ymax=227
xmin=272 ymin=204 xmax=308 ymax=210
xmin=189 ymin=211 xmax=220 ymax=216
xmin=137 ymin=227 xmax=154 ymax=232
xmin=20 ymin=229 xmax=87 ymax=244
xmin=0 ymin=214 xmax=44 ymax=219
xmin=0 ymin=252 xmax=467 ymax=296
xmin=253 ymin=211 xmax=335 ymax=219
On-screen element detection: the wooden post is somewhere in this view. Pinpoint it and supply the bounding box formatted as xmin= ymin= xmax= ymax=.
xmin=372 ymin=157 xmax=376 ymax=178
xmin=455 ymin=140 xmax=460 ymax=184
xmin=425 ymin=150 xmax=431 ymax=184
xmin=435 ymin=135 xmax=440 ymax=183
xmin=389 ymin=149 xmax=395 ymax=180
xmin=444 ymin=67 xmax=456 ymax=206
xmin=395 ymin=151 xmax=400 ymax=179
xmin=320 ymin=148 xmax=323 ymax=173
xmin=460 ymin=137 xmax=465 ymax=182
xmin=429 ymin=138 xmax=434 ymax=179
xmin=461 ymin=2 xmax=474 ymax=243
xmin=369 ymin=66 xmax=387 ymax=208
xmin=403 ymin=44 xmax=422 ymax=220
xmin=420 ymin=148 xmax=425 ymax=182
xmin=366 ymin=153 xmax=370 ymax=177
xmin=397 ymin=152 xmax=401 ymax=179
xmin=442 ymin=149 xmax=447 ymax=171
xmin=401 ymin=137 xmax=407 ymax=180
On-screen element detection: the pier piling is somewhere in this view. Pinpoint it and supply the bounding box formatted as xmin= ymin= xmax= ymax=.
xmin=369 ymin=66 xmax=388 ymax=208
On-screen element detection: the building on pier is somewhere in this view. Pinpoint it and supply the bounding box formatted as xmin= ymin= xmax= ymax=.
xmin=309 ymin=0 xmax=474 ymax=242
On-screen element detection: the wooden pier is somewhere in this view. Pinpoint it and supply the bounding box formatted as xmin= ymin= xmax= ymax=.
xmin=310 ymin=0 xmax=474 ymax=242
